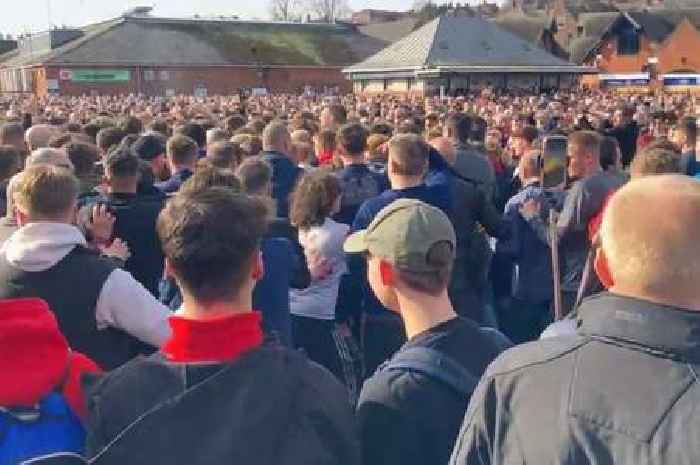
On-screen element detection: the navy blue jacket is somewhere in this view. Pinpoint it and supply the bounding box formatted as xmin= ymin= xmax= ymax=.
xmin=358 ymin=317 xmax=510 ymax=465
xmin=155 ymin=169 xmax=194 ymax=195
xmin=79 ymin=192 xmax=165 ymax=297
xmin=350 ymin=184 xmax=451 ymax=316
xmin=498 ymin=183 xmax=560 ymax=303
xmin=260 ymin=151 xmax=302 ymax=218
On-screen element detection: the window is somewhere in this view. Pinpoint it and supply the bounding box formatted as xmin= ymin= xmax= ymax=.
xmin=617 ymin=29 xmax=640 ymax=55
xmin=159 ymin=70 xmax=170 ymax=81
xmin=144 ymin=70 xmax=155 ymax=81
xmin=577 ymin=25 xmax=584 ymax=37
xmin=682 ymin=57 xmax=688 ymax=66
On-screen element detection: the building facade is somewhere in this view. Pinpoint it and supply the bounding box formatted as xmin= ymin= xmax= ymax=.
xmin=573 ymin=11 xmax=700 ymax=92
xmin=345 ymin=15 xmax=590 ymax=96
xmin=0 ymin=14 xmax=385 ymax=97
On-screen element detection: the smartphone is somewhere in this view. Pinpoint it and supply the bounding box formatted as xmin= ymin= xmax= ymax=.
xmin=541 ymin=135 xmax=568 ymax=190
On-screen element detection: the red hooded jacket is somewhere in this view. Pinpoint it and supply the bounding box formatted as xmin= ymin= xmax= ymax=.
xmin=0 ymin=298 xmax=101 ymax=420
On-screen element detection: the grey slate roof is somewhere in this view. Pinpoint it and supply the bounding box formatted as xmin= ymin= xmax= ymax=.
xmin=346 ymin=15 xmax=585 ymax=73
xmin=358 ymin=17 xmax=419 ymax=43
xmin=578 ymin=12 xmax=619 ymax=38
xmin=0 ymin=16 xmax=386 ymax=68
xmin=494 ymin=11 xmax=550 ymax=44
xmin=626 ymin=11 xmax=675 ymax=42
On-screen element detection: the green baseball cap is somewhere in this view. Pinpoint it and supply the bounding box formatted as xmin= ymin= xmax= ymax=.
xmin=344 ymin=198 xmax=456 ymax=272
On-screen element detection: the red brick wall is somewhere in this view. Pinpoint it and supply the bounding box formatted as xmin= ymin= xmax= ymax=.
xmin=657 ymin=20 xmax=700 ymax=74
xmin=591 ymin=35 xmax=655 ymax=74
xmin=43 ymin=65 xmax=350 ymax=96
xmin=589 ymin=26 xmax=700 ymax=76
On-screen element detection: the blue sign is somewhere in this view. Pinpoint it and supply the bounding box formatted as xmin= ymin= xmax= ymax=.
xmin=603 ymin=79 xmax=649 ymax=87
xmin=663 ymin=75 xmax=700 ymax=86
xmin=600 ymin=74 xmax=650 ymax=88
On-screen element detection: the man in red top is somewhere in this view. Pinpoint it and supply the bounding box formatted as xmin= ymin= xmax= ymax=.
xmin=83 ymin=188 xmax=359 ymax=465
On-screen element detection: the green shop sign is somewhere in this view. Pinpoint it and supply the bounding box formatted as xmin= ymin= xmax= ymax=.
xmin=70 ymin=69 xmax=131 ymax=83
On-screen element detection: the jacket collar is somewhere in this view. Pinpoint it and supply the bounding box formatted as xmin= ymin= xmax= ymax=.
xmin=578 ymin=292 xmax=700 ymax=362
xmin=2 ymin=222 xmax=85 ymax=273
xmin=106 ymin=192 xmax=138 ymax=203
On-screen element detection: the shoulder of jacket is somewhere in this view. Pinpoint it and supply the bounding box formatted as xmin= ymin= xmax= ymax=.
xmin=84 ymin=354 xmax=171 ymax=398
xmin=485 ymin=336 xmax=589 ymax=379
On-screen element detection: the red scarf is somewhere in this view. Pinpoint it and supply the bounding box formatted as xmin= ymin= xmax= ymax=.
xmin=317 ymin=149 xmax=334 ymax=166
xmin=161 ymin=312 xmax=263 ymax=363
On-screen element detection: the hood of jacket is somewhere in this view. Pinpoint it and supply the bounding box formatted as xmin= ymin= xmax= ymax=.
xmin=1 ymin=222 xmax=86 ymax=272
xmin=0 ymin=298 xmax=71 ymax=406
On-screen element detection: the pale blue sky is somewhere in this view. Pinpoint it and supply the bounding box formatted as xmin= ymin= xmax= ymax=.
xmin=1 ymin=0 xmax=488 ymax=36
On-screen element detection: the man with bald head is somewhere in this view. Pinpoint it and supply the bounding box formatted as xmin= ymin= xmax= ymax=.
xmin=25 ymin=124 xmax=56 ymax=152
xmin=260 ymin=121 xmax=301 ymax=218
xmin=451 ymin=175 xmax=700 ymax=465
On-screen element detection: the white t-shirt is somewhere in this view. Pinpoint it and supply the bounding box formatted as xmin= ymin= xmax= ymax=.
xmin=290 ymin=218 xmax=349 ymax=320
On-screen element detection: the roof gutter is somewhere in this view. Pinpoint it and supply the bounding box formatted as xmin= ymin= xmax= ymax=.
xmin=342 ymin=65 xmax=421 ymax=74
xmin=424 ymin=65 xmax=596 ymax=74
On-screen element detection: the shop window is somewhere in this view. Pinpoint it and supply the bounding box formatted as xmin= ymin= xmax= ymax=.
xmin=144 ymin=70 xmax=155 ymax=81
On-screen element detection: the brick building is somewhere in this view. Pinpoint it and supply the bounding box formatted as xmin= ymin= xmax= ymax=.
xmin=351 ymin=9 xmax=409 ymax=25
xmin=0 ymin=13 xmax=385 ymax=97
xmin=571 ymin=10 xmax=700 ymax=91
xmin=344 ymin=15 xmax=590 ymax=96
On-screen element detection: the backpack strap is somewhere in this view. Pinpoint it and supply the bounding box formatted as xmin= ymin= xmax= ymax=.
xmin=381 ymin=347 xmax=479 ymax=396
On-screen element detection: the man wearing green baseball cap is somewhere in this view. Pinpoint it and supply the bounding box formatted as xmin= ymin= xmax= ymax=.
xmin=345 ymin=198 xmax=511 ymax=465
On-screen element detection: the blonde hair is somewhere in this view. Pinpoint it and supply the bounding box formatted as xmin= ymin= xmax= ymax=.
xmin=13 ymin=165 xmax=79 ymax=219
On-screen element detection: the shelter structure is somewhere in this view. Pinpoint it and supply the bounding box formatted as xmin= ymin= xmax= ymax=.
xmin=344 ymin=15 xmax=591 ymax=96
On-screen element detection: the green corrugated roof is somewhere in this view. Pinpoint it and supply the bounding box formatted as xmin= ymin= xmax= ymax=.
xmin=0 ymin=17 xmax=386 ymax=68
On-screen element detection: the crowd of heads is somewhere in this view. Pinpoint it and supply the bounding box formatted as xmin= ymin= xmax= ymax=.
xmin=2 ymin=87 xmax=700 ymax=465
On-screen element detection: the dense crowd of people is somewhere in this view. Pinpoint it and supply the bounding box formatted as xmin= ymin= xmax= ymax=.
xmin=0 ymin=87 xmax=699 ymax=464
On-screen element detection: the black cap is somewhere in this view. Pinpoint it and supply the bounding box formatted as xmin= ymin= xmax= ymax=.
xmin=131 ymin=134 xmax=166 ymax=161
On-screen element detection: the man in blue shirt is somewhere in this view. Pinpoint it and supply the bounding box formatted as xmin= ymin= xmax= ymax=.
xmin=260 ymin=121 xmax=302 ymax=218
xmin=498 ymin=153 xmax=562 ymax=343
xmin=155 ymin=135 xmax=197 ymax=194
xmin=352 ymin=135 xmax=450 ymax=232
xmin=351 ymin=134 xmax=451 ymax=374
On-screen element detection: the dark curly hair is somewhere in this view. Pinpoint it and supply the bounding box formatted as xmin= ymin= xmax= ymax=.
xmin=289 ymin=170 xmax=341 ymax=230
